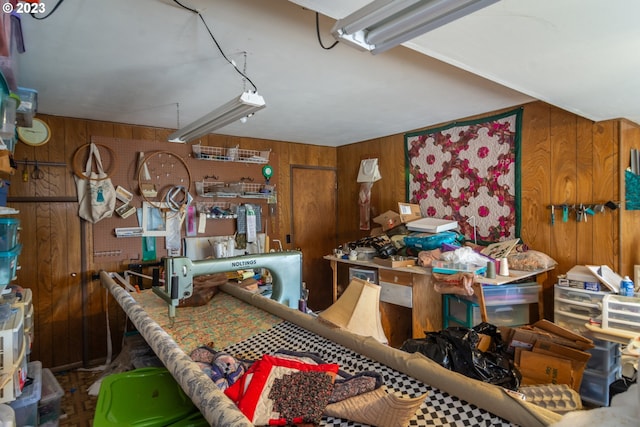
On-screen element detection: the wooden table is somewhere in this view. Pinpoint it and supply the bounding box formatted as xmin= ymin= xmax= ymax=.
xmin=325 ymin=255 xmax=553 ymax=347
xmin=324 ymin=255 xmax=440 ymax=347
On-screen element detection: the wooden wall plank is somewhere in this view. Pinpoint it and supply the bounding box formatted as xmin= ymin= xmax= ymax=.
xmin=50 ymin=203 xmax=70 ymax=366
xmin=36 ymin=200 xmax=54 ymax=367
xmin=520 ymin=103 xmax=554 ymax=317
xmin=65 ymin=203 xmax=84 ymax=364
xmin=520 ymin=102 xmax=551 ymax=254
xmin=592 ymin=121 xmax=618 ymax=268
xmin=576 ymin=116 xmax=594 ymax=264
xmin=65 ymin=118 xmax=89 ymax=196
xmin=549 ymin=107 xmax=578 ymax=276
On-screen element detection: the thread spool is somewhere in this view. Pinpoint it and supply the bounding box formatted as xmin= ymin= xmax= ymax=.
xmin=499 ymin=257 xmax=509 ymax=276
xmin=486 ymin=261 xmax=496 ymax=279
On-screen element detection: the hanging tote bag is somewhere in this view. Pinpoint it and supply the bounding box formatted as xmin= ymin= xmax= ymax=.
xmin=74 ymin=143 xmax=116 ymax=223
xmin=356 ymin=158 xmax=382 ymax=183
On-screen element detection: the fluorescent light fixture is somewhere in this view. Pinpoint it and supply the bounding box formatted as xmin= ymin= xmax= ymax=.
xmin=331 ymin=0 xmax=499 ymax=54
xmin=168 ymin=91 xmax=266 ymax=143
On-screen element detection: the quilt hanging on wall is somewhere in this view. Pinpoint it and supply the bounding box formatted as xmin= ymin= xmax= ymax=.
xmin=405 ymin=108 xmax=522 ymax=243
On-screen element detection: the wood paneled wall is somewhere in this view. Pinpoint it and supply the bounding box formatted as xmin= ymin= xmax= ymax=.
xmin=8 ymin=115 xmax=335 ymax=368
xmin=336 ymin=101 xmax=639 ymax=319
xmin=8 ymin=100 xmax=640 ymax=369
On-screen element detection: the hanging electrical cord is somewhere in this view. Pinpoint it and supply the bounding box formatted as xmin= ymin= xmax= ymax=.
xmin=172 ymin=0 xmax=259 ymax=92
xmin=30 ymin=0 xmax=65 ymax=20
xmin=316 ymin=12 xmax=338 ymax=50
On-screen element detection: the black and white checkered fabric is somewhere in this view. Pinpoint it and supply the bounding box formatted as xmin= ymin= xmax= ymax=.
xmin=223 ymin=321 xmax=514 ymax=427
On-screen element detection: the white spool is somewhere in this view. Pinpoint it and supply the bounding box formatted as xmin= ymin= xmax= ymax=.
xmin=499 ymin=257 xmax=509 ymax=276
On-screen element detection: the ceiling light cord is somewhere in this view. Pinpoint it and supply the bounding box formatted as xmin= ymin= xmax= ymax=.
xmin=172 ymin=0 xmax=259 ymax=92
xmin=30 ymin=0 xmax=65 ymax=20
xmin=316 ymin=12 xmax=339 ymax=50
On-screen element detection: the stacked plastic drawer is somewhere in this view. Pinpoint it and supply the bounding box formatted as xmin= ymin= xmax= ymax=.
xmin=0 ymin=218 xmax=20 ymax=292
xmin=0 ymin=217 xmax=27 ymax=404
xmin=601 ymin=294 xmax=640 ymax=334
xmin=579 ymin=338 xmax=621 ymax=406
xmin=553 ymin=284 xmax=609 ymax=335
xmin=0 ymin=304 xmax=26 ymax=403
xmin=11 ymin=289 xmax=32 ymax=361
xmin=553 ymin=284 xmax=621 ymax=406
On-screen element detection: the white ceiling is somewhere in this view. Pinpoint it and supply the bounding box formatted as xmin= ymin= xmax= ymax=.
xmin=13 ymin=0 xmax=640 ymax=147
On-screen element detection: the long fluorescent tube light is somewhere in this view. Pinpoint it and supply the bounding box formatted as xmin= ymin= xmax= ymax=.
xmin=331 ymin=0 xmax=499 ymax=54
xmin=168 ymin=91 xmax=266 ymax=143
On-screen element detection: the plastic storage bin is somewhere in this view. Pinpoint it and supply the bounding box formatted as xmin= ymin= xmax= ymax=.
xmin=166 ymin=411 xmax=209 ymax=427
xmin=94 ymin=367 xmax=196 ymax=427
xmin=0 ymin=219 xmax=19 ymax=253
xmin=554 ymin=285 xmax=610 ymax=306
xmin=579 ymin=367 xmax=618 ymax=407
xmin=601 ymin=294 xmax=640 ymax=334
xmin=0 ymin=245 xmax=21 ymax=288
xmin=443 ymin=293 xmax=533 ymax=328
xmin=554 ymin=284 xmax=611 ymax=334
xmin=0 ymin=403 xmax=15 ymax=426
xmin=15 ymin=87 xmax=37 ymax=128
xmin=0 ymin=305 xmax=24 ymax=373
xmin=38 ymin=368 xmax=64 ymax=426
xmin=553 ymin=310 xmax=591 ymax=335
xmin=0 ymin=95 xmax=16 ymax=140
xmin=0 ymin=347 xmax=26 ymax=404
xmin=482 ymin=282 xmax=540 ymax=305
xmin=9 ymin=361 xmax=41 ymax=427
xmin=586 ymin=339 xmax=620 ymax=373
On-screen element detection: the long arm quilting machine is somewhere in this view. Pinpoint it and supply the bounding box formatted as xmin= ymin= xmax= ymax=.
xmin=101 ymin=250 xmax=562 ymax=427
xmin=153 ymin=250 xmax=303 ymax=318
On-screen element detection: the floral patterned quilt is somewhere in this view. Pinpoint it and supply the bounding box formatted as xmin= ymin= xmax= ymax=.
xmin=405 ymin=109 xmax=522 ymax=243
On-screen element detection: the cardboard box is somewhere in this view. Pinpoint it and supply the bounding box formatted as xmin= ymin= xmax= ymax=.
xmin=528 ymin=319 xmax=594 ymax=351
xmin=517 ymin=351 xmax=573 ymax=387
xmin=398 ymin=202 xmax=422 ymax=223
xmin=373 ymin=210 xmax=402 ymax=231
xmin=533 ymin=340 xmax=591 ymax=390
xmin=502 ymin=320 xmax=593 ymax=391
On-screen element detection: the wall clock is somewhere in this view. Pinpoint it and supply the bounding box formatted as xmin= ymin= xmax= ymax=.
xmin=17 ymin=118 xmax=51 ymax=146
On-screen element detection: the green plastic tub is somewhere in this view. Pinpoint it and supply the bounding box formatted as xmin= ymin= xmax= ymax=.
xmin=93 ymin=367 xmax=196 ymax=427
xmin=167 ymin=410 xmax=209 ymax=427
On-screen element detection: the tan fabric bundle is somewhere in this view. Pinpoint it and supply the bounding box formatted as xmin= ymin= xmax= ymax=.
xmin=324 ymin=387 xmax=427 ymax=427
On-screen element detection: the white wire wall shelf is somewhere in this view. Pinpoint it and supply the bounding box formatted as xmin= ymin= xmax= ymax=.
xmin=195 ymin=180 xmax=275 ymax=199
xmin=192 ymin=144 xmax=270 ymax=164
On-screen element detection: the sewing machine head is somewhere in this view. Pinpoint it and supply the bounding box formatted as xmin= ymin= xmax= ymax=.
xmin=153 ymin=251 xmax=303 ymax=318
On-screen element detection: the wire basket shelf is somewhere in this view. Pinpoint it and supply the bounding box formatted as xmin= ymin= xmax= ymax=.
xmin=192 ymin=144 xmax=270 ymax=164
xmin=195 ymin=180 xmax=274 ymax=199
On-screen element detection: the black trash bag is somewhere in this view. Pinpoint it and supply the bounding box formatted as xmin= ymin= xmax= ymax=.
xmin=400 ymin=323 xmax=521 ymax=390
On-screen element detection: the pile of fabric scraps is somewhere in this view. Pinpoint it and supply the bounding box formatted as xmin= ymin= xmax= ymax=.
xmin=189 ymin=347 xmax=427 ymax=426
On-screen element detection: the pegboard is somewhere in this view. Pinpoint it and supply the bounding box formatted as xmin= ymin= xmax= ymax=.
xmin=85 ymin=136 xmax=277 ymax=263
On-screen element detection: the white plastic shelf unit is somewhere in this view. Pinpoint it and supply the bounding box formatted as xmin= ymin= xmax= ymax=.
xmin=554 ymin=284 xmax=622 ymax=407
xmin=0 ymin=305 xmax=26 ymax=403
xmin=11 ymin=289 xmax=32 ymax=359
xmin=553 ymin=284 xmax=611 ymax=335
xmin=601 ymin=294 xmax=640 ymax=334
